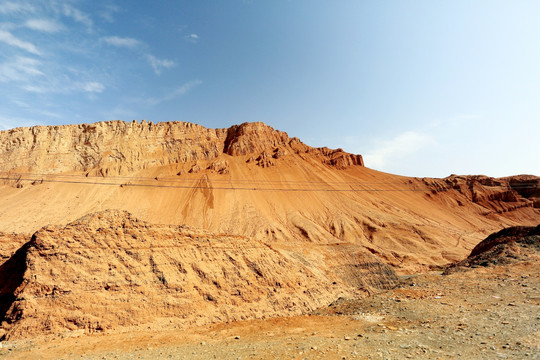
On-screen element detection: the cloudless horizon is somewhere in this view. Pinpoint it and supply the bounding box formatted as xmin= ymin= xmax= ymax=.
xmin=0 ymin=1 xmax=538 ymax=178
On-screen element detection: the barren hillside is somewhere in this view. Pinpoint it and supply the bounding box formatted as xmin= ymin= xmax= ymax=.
xmin=0 ymin=121 xmax=538 ymax=272
xmin=0 ymin=120 xmax=538 ymax=343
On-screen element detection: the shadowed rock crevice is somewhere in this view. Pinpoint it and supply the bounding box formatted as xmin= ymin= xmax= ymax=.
xmin=0 ymin=241 xmax=31 ymax=332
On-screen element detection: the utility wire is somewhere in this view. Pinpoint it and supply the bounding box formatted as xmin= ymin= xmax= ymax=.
xmin=0 ymin=174 xmax=536 ymax=193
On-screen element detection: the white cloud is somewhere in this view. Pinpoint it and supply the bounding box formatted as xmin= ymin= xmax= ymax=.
xmin=0 ymin=1 xmax=35 ymax=14
xmin=20 ymin=80 xmax=105 ymax=94
xmin=363 ymin=131 xmax=434 ymax=170
xmin=80 ymin=81 xmax=105 ymax=93
xmin=146 ymin=80 xmax=202 ymax=106
xmin=100 ymin=4 xmax=121 ymax=23
xmin=0 ymin=56 xmax=43 ymax=82
xmin=25 ymin=18 xmax=64 ymax=33
xmin=0 ymin=29 xmax=40 ymax=54
xmin=145 ymin=54 xmax=175 ymax=75
xmin=184 ymin=33 xmax=199 ymax=43
xmin=61 ymin=4 xmax=92 ymax=28
xmin=22 ymin=84 xmax=48 ymax=93
xmin=102 ymin=36 xmax=140 ymax=48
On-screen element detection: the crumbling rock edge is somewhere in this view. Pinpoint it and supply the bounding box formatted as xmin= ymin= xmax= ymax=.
xmin=0 ymin=210 xmax=398 ymax=340
xmin=0 ymin=121 xmax=363 ymax=177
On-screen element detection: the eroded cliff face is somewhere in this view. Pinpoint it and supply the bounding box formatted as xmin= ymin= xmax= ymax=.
xmin=0 ymin=120 xmax=363 ymax=176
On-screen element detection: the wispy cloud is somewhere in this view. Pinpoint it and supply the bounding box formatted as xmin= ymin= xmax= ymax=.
xmin=145 ymin=54 xmax=175 ymax=75
xmin=0 ymin=29 xmax=40 ymax=54
xmin=23 ymin=80 xmax=106 ymax=94
xmin=0 ymin=1 xmax=35 ymax=14
xmin=146 ymin=80 xmax=202 ymax=106
xmin=21 ymin=84 xmax=49 ymax=93
xmin=102 ymin=36 xmax=140 ymax=48
xmin=100 ymin=4 xmax=121 ymax=23
xmin=363 ymin=131 xmax=434 ymax=170
xmin=0 ymin=56 xmax=43 ymax=82
xmin=61 ymin=4 xmax=92 ymax=28
xmin=184 ymin=33 xmax=199 ymax=43
xmin=24 ymin=18 xmax=64 ymax=33
xmin=80 ymin=81 xmax=105 ymax=93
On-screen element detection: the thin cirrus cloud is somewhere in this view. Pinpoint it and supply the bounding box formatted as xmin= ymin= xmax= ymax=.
xmin=145 ymin=54 xmax=175 ymax=75
xmin=22 ymin=81 xmax=105 ymax=94
xmin=80 ymin=81 xmax=105 ymax=93
xmin=0 ymin=1 xmax=35 ymax=14
xmin=363 ymin=131 xmax=434 ymax=170
xmin=0 ymin=56 xmax=44 ymax=82
xmin=0 ymin=29 xmax=40 ymax=54
xmin=146 ymin=80 xmax=202 ymax=106
xmin=102 ymin=36 xmax=141 ymax=48
xmin=184 ymin=33 xmax=199 ymax=43
xmin=60 ymin=4 xmax=92 ymax=28
xmin=100 ymin=4 xmax=121 ymax=23
xmin=24 ymin=19 xmax=64 ymax=33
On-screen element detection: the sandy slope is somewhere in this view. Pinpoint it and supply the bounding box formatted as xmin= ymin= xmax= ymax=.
xmin=0 ymin=154 xmax=538 ymax=271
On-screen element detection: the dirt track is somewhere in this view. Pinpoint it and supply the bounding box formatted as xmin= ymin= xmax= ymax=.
xmin=2 ymin=260 xmax=538 ymax=360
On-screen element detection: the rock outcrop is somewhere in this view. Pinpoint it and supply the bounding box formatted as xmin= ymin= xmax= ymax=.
xmin=444 ymin=225 xmax=540 ymax=273
xmin=424 ymin=174 xmax=540 ymax=212
xmin=0 ymin=210 xmax=398 ymax=340
xmin=0 ymin=121 xmax=363 ymax=176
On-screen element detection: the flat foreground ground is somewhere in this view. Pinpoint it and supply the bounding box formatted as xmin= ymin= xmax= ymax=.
xmin=1 ymin=262 xmax=538 ymax=360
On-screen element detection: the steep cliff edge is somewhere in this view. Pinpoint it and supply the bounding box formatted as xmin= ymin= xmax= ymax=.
xmin=0 ymin=120 xmax=362 ymax=176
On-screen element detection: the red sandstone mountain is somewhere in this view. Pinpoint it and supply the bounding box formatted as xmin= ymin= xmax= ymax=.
xmin=0 ymin=120 xmax=538 ymax=340
xmin=0 ymin=121 xmax=538 ymax=271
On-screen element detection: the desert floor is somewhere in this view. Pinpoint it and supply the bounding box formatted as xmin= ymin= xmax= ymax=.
xmin=1 ymin=261 xmax=538 ymax=360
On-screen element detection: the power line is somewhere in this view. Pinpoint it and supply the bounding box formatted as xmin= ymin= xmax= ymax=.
xmin=1 ymin=174 xmax=536 ymax=193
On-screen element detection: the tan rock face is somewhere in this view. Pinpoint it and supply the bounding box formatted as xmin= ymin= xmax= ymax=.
xmin=0 ymin=120 xmax=363 ymax=176
xmin=0 ymin=210 xmax=398 ymax=339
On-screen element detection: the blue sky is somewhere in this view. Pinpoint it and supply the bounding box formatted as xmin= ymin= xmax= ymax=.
xmin=0 ymin=0 xmax=538 ymax=177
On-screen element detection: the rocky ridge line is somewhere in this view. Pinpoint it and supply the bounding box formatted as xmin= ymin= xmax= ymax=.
xmin=0 ymin=121 xmax=363 ymax=176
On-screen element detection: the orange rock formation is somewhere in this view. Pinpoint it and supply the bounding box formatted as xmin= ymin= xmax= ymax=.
xmin=0 ymin=120 xmax=538 ymax=339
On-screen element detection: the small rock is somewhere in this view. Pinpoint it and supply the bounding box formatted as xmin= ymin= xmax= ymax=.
xmin=234 ymin=336 xmax=240 ymax=340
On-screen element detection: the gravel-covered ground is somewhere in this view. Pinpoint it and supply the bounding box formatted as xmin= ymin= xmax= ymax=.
xmin=1 ymin=260 xmax=539 ymax=360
